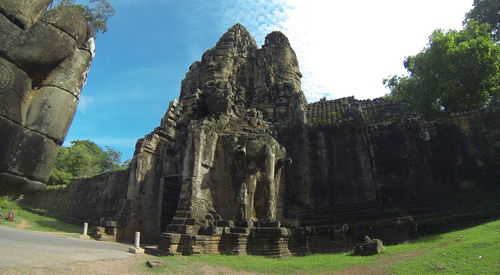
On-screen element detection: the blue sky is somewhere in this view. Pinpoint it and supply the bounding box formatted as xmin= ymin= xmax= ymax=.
xmin=66 ymin=0 xmax=474 ymax=161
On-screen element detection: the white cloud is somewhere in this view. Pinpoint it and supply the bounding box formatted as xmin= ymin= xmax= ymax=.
xmin=277 ymin=0 xmax=474 ymax=102
xmin=219 ymin=0 xmax=473 ymax=103
xmin=78 ymin=95 xmax=94 ymax=113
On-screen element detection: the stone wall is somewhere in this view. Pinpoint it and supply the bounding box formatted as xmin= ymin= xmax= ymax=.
xmin=22 ymin=169 xmax=129 ymax=224
xmin=0 ymin=0 xmax=93 ymax=194
xmin=285 ymin=105 xmax=500 ymax=225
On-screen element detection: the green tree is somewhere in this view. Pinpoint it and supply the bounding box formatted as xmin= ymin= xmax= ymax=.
xmin=464 ymin=0 xmax=500 ymax=40
xmin=48 ymin=140 xmax=127 ymax=185
xmin=49 ymin=0 xmax=115 ymax=35
xmin=384 ymin=21 xmax=499 ymax=119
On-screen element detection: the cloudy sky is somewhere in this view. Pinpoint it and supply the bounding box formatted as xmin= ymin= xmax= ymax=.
xmin=67 ymin=0 xmax=474 ymax=160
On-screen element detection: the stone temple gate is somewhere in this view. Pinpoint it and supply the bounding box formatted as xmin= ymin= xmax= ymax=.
xmin=23 ymin=24 xmax=500 ymax=256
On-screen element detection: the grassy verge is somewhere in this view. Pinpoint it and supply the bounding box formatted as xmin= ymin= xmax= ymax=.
xmin=389 ymin=220 xmax=500 ymax=274
xmin=0 ymin=197 xmax=81 ymax=233
xmin=151 ymin=252 xmax=380 ymax=274
xmin=143 ymin=220 xmax=500 ymax=274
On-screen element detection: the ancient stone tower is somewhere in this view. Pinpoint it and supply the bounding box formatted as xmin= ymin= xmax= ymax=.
xmin=23 ymin=24 xmax=500 ymax=256
xmin=0 ymin=0 xmax=94 ymax=194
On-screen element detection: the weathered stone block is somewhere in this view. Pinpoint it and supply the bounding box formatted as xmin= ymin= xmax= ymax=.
xmin=0 ymin=2 xmax=93 ymax=195
xmin=26 ymin=86 xmax=78 ymax=144
xmin=41 ymin=6 xmax=88 ymax=47
xmin=0 ymin=116 xmax=58 ymax=182
xmin=0 ymin=14 xmax=75 ymax=73
xmin=353 ymin=237 xmax=384 ymax=256
xmin=0 ymin=57 xmax=31 ymax=124
xmin=104 ymin=220 xmax=118 ymax=227
xmin=166 ymin=224 xmax=197 ymax=234
xmin=146 ymin=260 xmax=165 ymax=268
xmin=198 ymin=226 xmax=223 ymax=236
xmin=40 ymin=49 xmax=92 ymax=97
xmin=230 ymin=227 xmax=251 ymax=234
xmin=0 ymin=0 xmax=51 ymax=29
xmin=0 ymin=172 xmax=45 ymax=195
xmin=128 ymin=247 xmax=144 ymax=254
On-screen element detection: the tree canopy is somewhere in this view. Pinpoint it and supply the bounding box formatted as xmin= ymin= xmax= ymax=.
xmin=49 ymin=0 xmax=115 ymax=35
xmin=384 ymin=19 xmax=499 ymax=119
xmin=464 ymin=0 xmax=500 ymax=40
xmin=48 ymin=140 xmax=128 ymax=185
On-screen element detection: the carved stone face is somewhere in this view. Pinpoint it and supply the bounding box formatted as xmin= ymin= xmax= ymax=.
xmin=201 ymin=48 xmax=235 ymax=84
xmin=0 ymin=2 xmax=93 ymax=194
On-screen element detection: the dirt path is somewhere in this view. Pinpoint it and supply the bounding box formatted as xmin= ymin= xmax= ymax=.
xmin=199 ymin=265 xmax=258 ymax=275
xmin=0 ymin=250 xmax=427 ymax=275
xmin=334 ymin=250 xmax=427 ymax=275
xmin=0 ymin=249 xmax=429 ymax=275
xmin=15 ymin=219 xmax=27 ymax=229
xmin=0 ymin=255 xmax=258 ymax=275
xmin=0 ymin=255 xmax=149 ymax=275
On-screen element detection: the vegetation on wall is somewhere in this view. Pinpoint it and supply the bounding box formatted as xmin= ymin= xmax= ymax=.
xmin=48 ymin=140 xmax=128 ymax=186
xmin=49 ymin=0 xmax=115 ymax=35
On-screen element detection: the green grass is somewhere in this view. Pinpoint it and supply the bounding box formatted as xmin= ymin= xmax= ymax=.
xmin=192 ymin=252 xmax=379 ymax=274
xmin=0 ymin=199 xmax=81 ymax=233
xmin=144 ymin=252 xmax=380 ymax=275
xmin=145 ymin=220 xmax=500 ymax=274
xmin=389 ymin=220 xmax=500 ymax=274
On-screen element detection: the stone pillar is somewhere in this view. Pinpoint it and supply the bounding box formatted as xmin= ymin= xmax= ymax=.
xmin=264 ymin=146 xmax=276 ymax=221
xmin=134 ymin=231 xmax=141 ymax=248
xmin=128 ymin=231 xmax=144 ymax=254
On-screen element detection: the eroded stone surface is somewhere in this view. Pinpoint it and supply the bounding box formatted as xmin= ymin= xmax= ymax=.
xmin=0 ymin=0 xmax=51 ymax=29
xmin=0 ymin=2 xmax=93 ymax=194
xmin=353 ymin=236 xmax=384 ymax=256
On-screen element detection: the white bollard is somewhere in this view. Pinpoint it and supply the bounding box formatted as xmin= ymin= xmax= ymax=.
xmin=79 ymin=222 xmax=90 ymax=239
xmin=129 ymin=231 xmax=144 ymax=253
xmin=134 ymin=231 xmax=140 ymax=248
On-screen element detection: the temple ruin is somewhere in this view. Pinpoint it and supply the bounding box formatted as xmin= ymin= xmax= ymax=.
xmin=23 ymin=24 xmax=500 ymax=256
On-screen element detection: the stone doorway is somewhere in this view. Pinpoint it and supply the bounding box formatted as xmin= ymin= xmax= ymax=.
xmin=158 ymin=174 xmax=182 ymax=232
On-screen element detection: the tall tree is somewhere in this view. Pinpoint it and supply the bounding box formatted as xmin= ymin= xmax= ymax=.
xmin=49 ymin=0 xmax=115 ymax=35
xmin=464 ymin=0 xmax=500 ymax=40
xmin=384 ymin=21 xmax=499 ymax=119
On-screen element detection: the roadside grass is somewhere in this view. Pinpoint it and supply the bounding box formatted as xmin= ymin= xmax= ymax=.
xmin=389 ymin=220 xmax=500 ymax=274
xmin=0 ymin=198 xmax=81 ymax=233
xmin=144 ymin=220 xmax=500 ymax=274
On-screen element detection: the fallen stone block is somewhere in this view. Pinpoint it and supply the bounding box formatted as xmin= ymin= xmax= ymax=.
xmin=353 ymin=236 xmax=384 ymax=256
xmin=146 ymin=260 xmax=165 ymax=268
